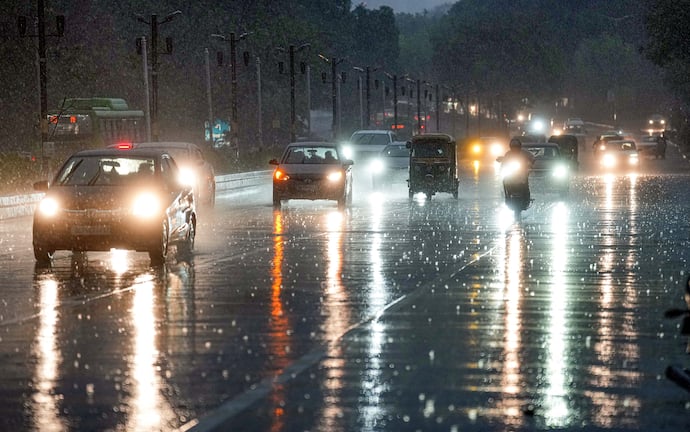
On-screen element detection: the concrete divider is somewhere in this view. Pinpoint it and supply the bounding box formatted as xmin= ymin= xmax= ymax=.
xmin=0 ymin=170 xmax=272 ymax=220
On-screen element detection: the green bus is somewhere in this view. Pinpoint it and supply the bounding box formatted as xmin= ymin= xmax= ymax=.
xmin=48 ymin=98 xmax=146 ymax=150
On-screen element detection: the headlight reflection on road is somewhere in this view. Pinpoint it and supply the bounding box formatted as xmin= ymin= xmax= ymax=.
xmin=32 ymin=274 xmax=67 ymax=432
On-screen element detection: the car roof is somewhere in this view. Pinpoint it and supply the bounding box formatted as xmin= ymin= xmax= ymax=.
xmin=135 ymin=141 xmax=199 ymax=149
xmin=70 ymin=148 xmax=169 ymax=158
xmin=285 ymin=141 xmax=338 ymax=148
xmin=351 ymin=130 xmax=391 ymax=135
xmin=524 ymin=143 xmax=560 ymax=148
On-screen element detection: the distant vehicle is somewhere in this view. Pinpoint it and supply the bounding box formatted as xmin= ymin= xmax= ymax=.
xmin=341 ymin=130 xmax=397 ymax=161
xmin=522 ymin=142 xmax=571 ymax=194
xmin=563 ymin=118 xmax=586 ymax=135
xmin=646 ymin=114 xmax=667 ymax=135
xmin=517 ymin=133 xmax=547 ymax=144
xmin=124 ymin=141 xmax=216 ymax=207
xmin=592 ymin=132 xmax=625 ymax=155
xmin=32 ymin=147 xmax=196 ymax=265
xmin=462 ymin=136 xmax=507 ymax=161
xmin=370 ymin=142 xmax=409 ymax=189
xmin=564 ymin=117 xmax=584 ymax=128
xmin=269 ymin=142 xmax=353 ymax=209
xmin=47 ymin=98 xmax=145 ymax=152
xmin=598 ymin=139 xmax=639 ymax=170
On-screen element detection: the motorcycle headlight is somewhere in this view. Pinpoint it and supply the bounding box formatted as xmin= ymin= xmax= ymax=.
xmin=327 ymin=171 xmax=343 ymax=182
xmin=132 ymin=192 xmax=161 ymax=218
xmin=490 ymin=143 xmax=503 ymax=157
xmin=38 ymin=197 xmax=59 ymax=217
xmin=501 ymin=160 xmax=522 ymax=179
xmin=472 ymin=144 xmax=482 ymax=155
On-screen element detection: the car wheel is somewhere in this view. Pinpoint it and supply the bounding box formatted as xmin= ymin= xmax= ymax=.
xmin=33 ymin=244 xmax=54 ymax=266
xmin=149 ymin=221 xmax=169 ymax=265
xmin=207 ymin=184 xmax=216 ymax=208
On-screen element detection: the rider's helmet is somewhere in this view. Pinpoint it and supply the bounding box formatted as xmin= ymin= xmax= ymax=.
xmin=509 ymin=138 xmax=522 ymax=150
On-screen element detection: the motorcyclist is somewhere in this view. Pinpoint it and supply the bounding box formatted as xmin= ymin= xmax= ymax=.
xmin=501 ymin=138 xmax=536 ymax=202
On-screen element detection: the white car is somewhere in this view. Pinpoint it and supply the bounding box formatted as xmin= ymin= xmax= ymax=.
xmin=341 ymin=130 xmax=398 ymax=162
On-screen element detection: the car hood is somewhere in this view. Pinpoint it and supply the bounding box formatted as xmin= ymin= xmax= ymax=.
xmin=44 ymin=185 xmax=163 ymax=210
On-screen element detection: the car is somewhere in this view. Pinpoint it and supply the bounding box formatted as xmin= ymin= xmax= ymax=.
xmin=462 ymin=136 xmax=507 ymax=161
xmin=32 ymin=148 xmax=197 ymax=265
xmin=548 ymin=134 xmax=579 ymax=169
xmin=269 ymin=142 xmax=353 ymax=209
xmin=369 ymin=142 xmax=409 ymax=189
xmin=592 ymin=132 xmax=625 ymax=155
xmin=598 ymin=139 xmax=640 ymax=170
xmin=118 ymin=141 xmax=216 ymax=207
xmin=522 ymin=142 xmax=571 ymax=193
xmin=341 ymin=130 xmax=397 ymax=162
xmin=646 ymin=114 xmax=667 ymax=135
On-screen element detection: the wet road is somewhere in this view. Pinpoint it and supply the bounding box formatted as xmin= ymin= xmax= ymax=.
xmin=2 ymin=140 xmax=690 ymax=431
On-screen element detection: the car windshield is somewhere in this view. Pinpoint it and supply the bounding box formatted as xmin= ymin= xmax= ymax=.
xmin=55 ymin=155 xmax=156 ymax=186
xmin=283 ymin=146 xmax=340 ymax=164
xmin=411 ymin=143 xmax=448 ymax=158
xmin=352 ymin=133 xmax=390 ymax=145
xmin=526 ymin=146 xmax=559 ymax=158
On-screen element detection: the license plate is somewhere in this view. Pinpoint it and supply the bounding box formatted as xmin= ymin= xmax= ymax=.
xmin=71 ymin=225 xmax=110 ymax=235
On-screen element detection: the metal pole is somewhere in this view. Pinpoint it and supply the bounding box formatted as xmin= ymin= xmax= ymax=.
xmin=435 ymin=84 xmax=440 ymax=133
xmin=393 ymin=75 xmax=398 ymax=133
xmin=257 ymin=57 xmax=263 ymax=149
xmin=230 ymin=33 xmax=239 ymax=151
xmin=306 ymin=65 xmax=311 ymax=137
xmin=358 ymin=75 xmax=363 ymax=129
xmin=142 ymin=38 xmax=152 ymax=142
xmin=38 ymin=0 xmax=48 ymax=164
xmin=416 ymin=79 xmax=421 ymax=135
xmin=205 ymin=47 xmax=213 ymax=141
xmin=337 ymin=74 xmax=342 ymax=136
xmin=365 ymin=67 xmax=371 ymax=128
xmin=331 ymin=57 xmax=337 ymax=140
xmin=150 ymin=14 xmax=159 ymax=141
xmin=289 ymin=45 xmax=296 ymax=142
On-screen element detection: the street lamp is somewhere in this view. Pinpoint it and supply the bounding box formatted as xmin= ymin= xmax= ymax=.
xmin=213 ymin=31 xmax=249 ymax=153
xmin=319 ymin=54 xmax=344 ymax=140
xmin=135 ymin=10 xmax=181 ymax=142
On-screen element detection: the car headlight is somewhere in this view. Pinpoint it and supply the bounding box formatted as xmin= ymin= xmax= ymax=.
xmin=342 ymin=145 xmax=354 ymax=160
xmin=370 ymin=159 xmax=384 ymax=174
xmin=132 ymin=192 xmax=161 ymax=218
xmin=178 ymin=167 xmax=196 ymax=187
xmin=327 ymin=171 xmax=343 ymax=182
xmin=38 ymin=197 xmax=59 ymax=217
xmin=490 ymin=143 xmax=503 ymax=157
xmin=601 ymin=153 xmax=616 ymax=168
xmin=552 ymin=163 xmax=569 ymax=179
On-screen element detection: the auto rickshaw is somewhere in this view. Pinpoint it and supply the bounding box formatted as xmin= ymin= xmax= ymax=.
xmin=406 ymin=133 xmax=459 ymax=199
xmin=548 ymin=134 xmax=579 ymax=170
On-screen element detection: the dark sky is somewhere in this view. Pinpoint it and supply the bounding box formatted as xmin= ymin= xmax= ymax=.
xmin=361 ymin=0 xmax=451 ymax=13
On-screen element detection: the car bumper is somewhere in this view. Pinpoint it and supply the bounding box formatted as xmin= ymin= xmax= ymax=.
xmin=273 ymin=179 xmax=346 ymax=201
xmin=33 ymin=212 xmax=163 ymax=252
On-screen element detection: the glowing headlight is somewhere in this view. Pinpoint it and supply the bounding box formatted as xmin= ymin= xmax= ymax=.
xmin=178 ymin=167 xmax=196 ymax=187
xmin=341 ymin=145 xmax=354 ymax=160
xmin=490 ymin=143 xmax=503 ymax=157
xmin=552 ymin=164 xmax=569 ymax=179
xmin=601 ymin=153 xmax=617 ymax=168
xmin=327 ymin=171 xmax=343 ymax=182
xmin=132 ymin=192 xmax=161 ymax=218
xmin=370 ymin=159 xmax=384 ymax=174
xmin=38 ymin=197 xmax=59 ymax=217
xmin=629 ymin=154 xmax=639 ymax=165
xmin=501 ymin=160 xmax=522 ymax=179
xmin=472 ymin=144 xmax=482 ymax=154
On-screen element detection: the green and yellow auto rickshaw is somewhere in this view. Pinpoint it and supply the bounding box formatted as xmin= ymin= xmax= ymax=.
xmin=407 ymin=133 xmax=459 ymax=200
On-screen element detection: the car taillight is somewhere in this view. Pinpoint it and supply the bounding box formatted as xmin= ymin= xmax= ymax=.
xmin=274 ymin=169 xmax=289 ymax=181
xmin=115 ymin=142 xmax=134 ymax=150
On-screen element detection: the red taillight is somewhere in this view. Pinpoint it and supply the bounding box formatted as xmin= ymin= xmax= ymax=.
xmin=69 ymin=115 xmax=77 ymax=124
xmin=115 ymin=142 xmax=134 ymax=150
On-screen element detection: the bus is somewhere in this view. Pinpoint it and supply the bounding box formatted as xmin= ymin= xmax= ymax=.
xmin=48 ymin=98 xmax=146 ymax=150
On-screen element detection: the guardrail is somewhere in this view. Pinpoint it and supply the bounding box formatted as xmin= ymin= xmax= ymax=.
xmin=0 ymin=170 xmax=272 ymax=221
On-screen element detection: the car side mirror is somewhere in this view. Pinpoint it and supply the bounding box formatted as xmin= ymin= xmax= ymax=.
xmin=33 ymin=180 xmax=49 ymax=191
xmin=343 ymin=159 xmax=354 ymax=166
xmin=496 ymin=156 xmax=504 ymax=163
xmin=269 ymin=159 xmax=279 ymax=165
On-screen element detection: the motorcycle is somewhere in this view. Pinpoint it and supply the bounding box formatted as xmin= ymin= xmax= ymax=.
xmin=664 ymin=275 xmax=690 ymax=392
xmin=498 ymin=157 xmax=531 ymax=217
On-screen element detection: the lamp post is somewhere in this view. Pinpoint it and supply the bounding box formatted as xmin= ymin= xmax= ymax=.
xmin=213 ymin=32 xmax=249 ymax=153
xmin=136 ymin=10 xmax=181 ymax=141
xmin=319 ymin=55 xmax=344 ymax=140
xmin=353 ymin=67 xmax=364 ymax=129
